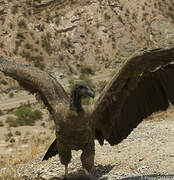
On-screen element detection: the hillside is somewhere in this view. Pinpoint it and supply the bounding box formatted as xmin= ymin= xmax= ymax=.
xmin=0 ymin=0 xmax=174 ymax=90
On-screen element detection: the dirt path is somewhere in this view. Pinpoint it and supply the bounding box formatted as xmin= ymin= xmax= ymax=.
xmin=0 ymin=95 xmax=36 ymax=110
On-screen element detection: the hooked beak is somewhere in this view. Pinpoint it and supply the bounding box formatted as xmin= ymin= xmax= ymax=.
xmin=87 ymin=89 xmax=95 ymax=98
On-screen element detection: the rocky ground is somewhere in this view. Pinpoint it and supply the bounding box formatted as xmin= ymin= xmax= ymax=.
xmin=1 ymin=107 xmax=174 ymax=180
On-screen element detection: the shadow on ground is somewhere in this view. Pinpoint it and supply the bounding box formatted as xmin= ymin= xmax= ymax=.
xmin=120 ymin=174 xmax=174 ymax=180
xmin=49 ymin=164 xmax=115 ymax=180
xmin=92 ymin=164 xmax=115 ymax=178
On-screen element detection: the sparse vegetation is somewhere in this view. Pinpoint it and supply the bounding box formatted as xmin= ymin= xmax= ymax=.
xmin=0 ymin=109 xmax=4 ymax=115
xmin=104 ymin=13 xmax=111 ymax=20
xmin=80 ymin=63 xmax=95 ymax=75
xmin=11 ymin=5 xmax=18 ymax=14
xmin=7 ymin=131 xmax=13 ymax=138
xmin=17 ymin=19 xmax=27 ymax=29
xmin=0 ymin=120 xmax=4 ymax=127
xmin=15 ymin=130 xmax=21 ymax=136
xmin=0 ymin=42 xmax=4 ymax=48
xmin=16 ymin=33 xmax=25 ymax=40
xmin=9 ymin=92 xmax=14 ymax=98
xmin=6 ymin=116 xmax=18 ymax=127
xmin=41 ymin=33 xmax=52 ymax=55
xmin=41 ymin=122 xmax=46 ymax=128
xmin=14 ymin=106 xmax=43 ymax=126
xmin=10 ymin=138 xmax=15 ymax=143
xmin=24 ymin=43 xmax=33 ymax=50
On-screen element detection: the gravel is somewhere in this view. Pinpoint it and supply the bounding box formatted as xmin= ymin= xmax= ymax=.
xmin=8 ymin=118 xmax=173 ymax=180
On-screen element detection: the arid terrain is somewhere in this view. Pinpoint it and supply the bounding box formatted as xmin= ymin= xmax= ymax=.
xmin=0 ymin=94 xmax=174 ymax=179
xmin=1 ymin=0 xmax=174 ymax=179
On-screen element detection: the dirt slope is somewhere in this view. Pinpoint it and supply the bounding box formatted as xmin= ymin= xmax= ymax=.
xmin=0 ymin=0 xmax=174 ymax=89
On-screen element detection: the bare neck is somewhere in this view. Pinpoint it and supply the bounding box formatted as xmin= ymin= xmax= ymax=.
xmin=70 ymin=90 xmax=84 ymax=114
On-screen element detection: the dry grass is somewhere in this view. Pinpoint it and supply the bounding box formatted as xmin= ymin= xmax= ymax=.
xmin=0 ymin=129 xmax=54 ymax=179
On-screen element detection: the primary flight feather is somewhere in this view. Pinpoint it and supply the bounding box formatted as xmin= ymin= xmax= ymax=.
xmin=1 ymin=47 xmax=174 ymax=176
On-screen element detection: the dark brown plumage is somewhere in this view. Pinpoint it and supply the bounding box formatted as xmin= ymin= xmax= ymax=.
xmin=1 ymin=47 xmax=174 ymax=176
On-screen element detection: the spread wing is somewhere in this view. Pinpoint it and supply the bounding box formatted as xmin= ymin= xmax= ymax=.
xmin=91 ymin=47 xmax=174 ymax=146
xmin=0 ymin=57 xmax=69 ymax=114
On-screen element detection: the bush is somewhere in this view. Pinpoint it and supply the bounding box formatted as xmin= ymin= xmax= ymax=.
xmin=9 ymin=92 xmax=14 ymax=98
xmin=6 ymin=116 xmax=18 ymax=127
xmin=0 ymin=120 xmax=4 ymax=127
xmin=14 ymin=106 xmax=42 ymax=126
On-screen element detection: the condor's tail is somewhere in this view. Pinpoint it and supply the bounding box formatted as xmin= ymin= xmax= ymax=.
xmin=42 ymin=139 xmax=58 ymax=161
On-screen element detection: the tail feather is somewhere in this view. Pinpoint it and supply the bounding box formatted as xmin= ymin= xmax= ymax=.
xmin=42 ymin=139 xmax=58 ymax=161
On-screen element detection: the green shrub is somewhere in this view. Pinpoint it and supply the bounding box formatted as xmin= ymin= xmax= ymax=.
xmin=6 ymin=116 xmax=18 ymax=127
xmin=14 ymin=106 xmax=42 ymax=126
xmin=0 ymin=120 xmax=4 ymax=127
xmin=9 ymin=92 xmax=14 ymax=98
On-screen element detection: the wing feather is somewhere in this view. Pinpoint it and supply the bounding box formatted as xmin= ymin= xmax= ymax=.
xmin=91 ymin=47 xmax=174 ymax=145
xmin=0 ymin=57 xmax=69 ymax=113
